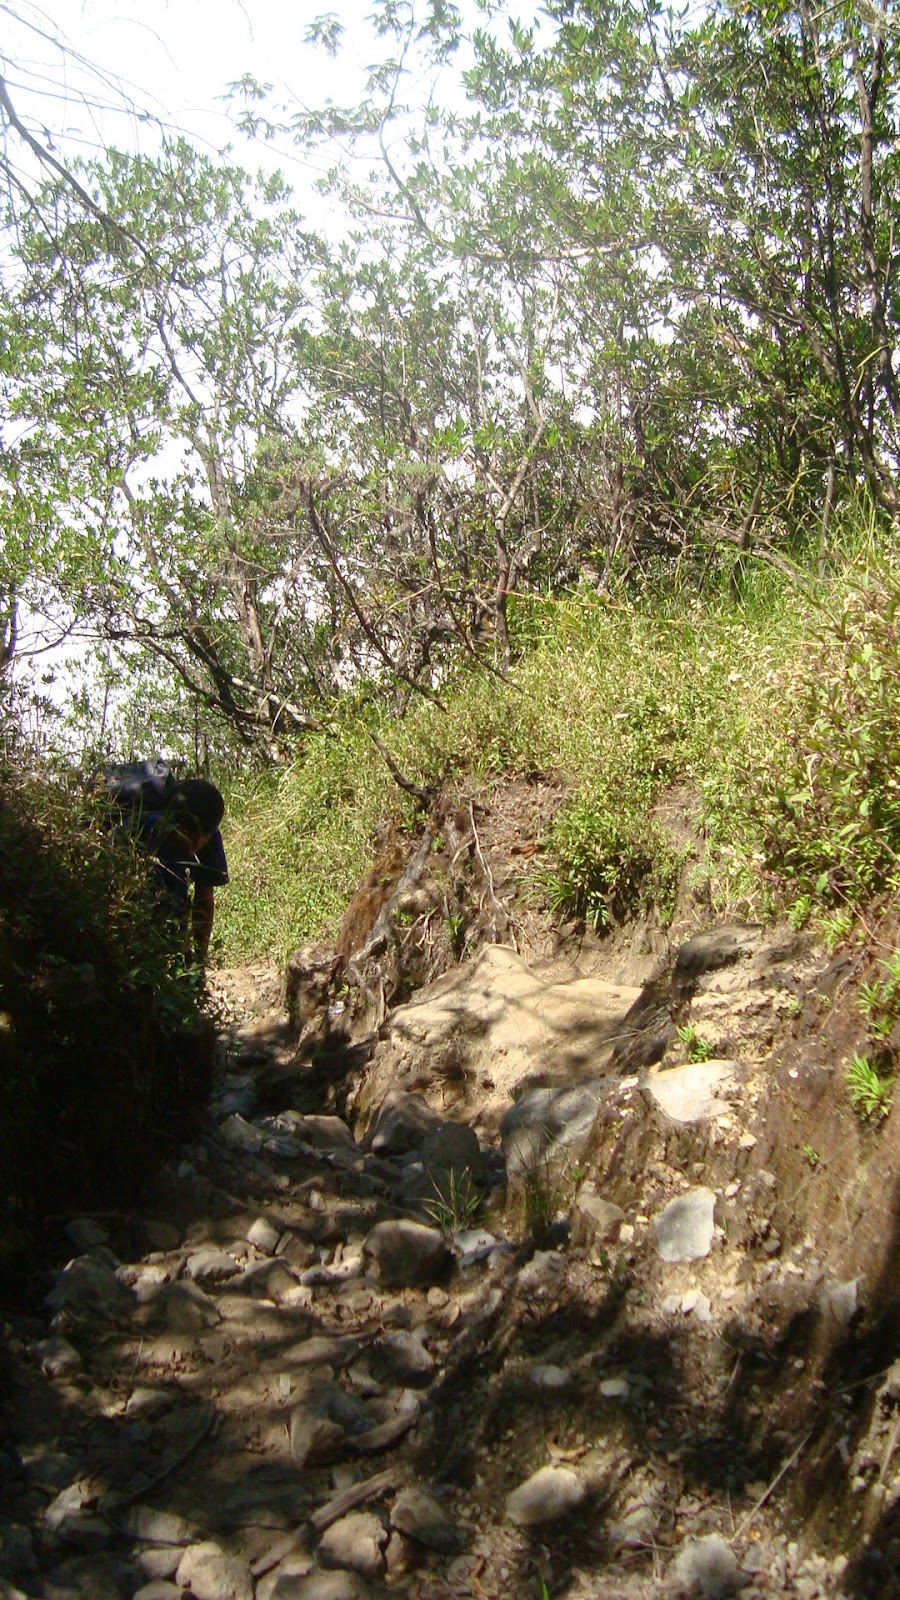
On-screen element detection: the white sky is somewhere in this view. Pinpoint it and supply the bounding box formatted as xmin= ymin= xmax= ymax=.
xmin=4 ymin=0 xmax=489 ymax=209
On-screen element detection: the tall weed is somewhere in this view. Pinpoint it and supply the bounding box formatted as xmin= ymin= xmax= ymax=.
xmin=753 ymin=564 xmax=900 ymax=904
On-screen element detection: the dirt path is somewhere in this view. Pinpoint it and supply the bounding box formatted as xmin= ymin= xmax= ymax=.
xmin=0 ymin=938 xmax=889 ymax=1600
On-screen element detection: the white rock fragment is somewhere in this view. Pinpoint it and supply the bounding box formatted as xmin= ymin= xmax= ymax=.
xmin=653 ymin=1188 xmax=717 ymax=1263
xmin=669 ymin=1532 xmax=744 ymax=1597
xmin=33 ymin=1336 xmax=82 ymax=1377
xmin=819 ymin=1278 xmax=858 ymax=1327
xmin=247 ymin=1217 xmax=281 ymax=1255
xmin=681 ymin=1288 xmax=713 ymax=1322
xmin=527 ymin=1364 xmax=573 ymax=1390
xmin=505 ymin=1466 xmax=585 ymax=1526
xmin=646 ymin=1060 xmax=738 ymax=1124
xmin=599 ymin=1377 xmax=629 ymax=1399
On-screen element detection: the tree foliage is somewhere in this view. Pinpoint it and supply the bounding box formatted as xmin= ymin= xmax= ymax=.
xmin=4 ymin=0 xmax=900 ymax=759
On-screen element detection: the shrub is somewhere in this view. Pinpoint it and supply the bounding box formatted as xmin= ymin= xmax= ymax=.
xmin=538 ymin=797 xmax=686 ymax=930
xmin=0 ymin=760 xmax=212 ymax=1260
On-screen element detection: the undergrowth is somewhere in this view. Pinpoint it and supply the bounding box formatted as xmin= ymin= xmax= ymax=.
xmin=0 ymin=762 xmax=212 ymax=1261
xmin=216 ymin=549 xmax=900 ymax=963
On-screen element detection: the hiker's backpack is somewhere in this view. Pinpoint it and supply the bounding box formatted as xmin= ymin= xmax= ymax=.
xmin=101 ymin=758 xmax=177 ymax=817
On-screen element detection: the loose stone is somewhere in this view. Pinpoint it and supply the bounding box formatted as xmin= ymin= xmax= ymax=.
xmin=158 ymin=1280 xmax=219 ymax=1332
xmin=267 ymin=1572 xmax=373 ymax=1600
xmin=318 ymin=1510 xmax=387 ymax=1578
xmin=390 ymin=1485 xmax=459 ymax=1551
xmin=175 ymin=1540 xmax=254 ymax=1600
xmin=124 ymin=1387 xmax=174 ymax=1419
xmin=120 ymin=1505 xmax=199 ymax=1544
xmin=669 ymin=1533 xmax=745 ymax=1598
xmin=247 ymin=1217 xmax=281 ymax=1255
xmin=135 ymin=1547 xmax=183 ymax=1580
xmin=44 ymin=1256 xmax=127 ymax=1318
xmin=184 ymin=1248 xmax=240 ymax=1283
xmin=362 ymin=1220 xmax=452 ymax=1288
xmin=33 ymin=1336 xmax=82 ymax=1378
xmin=367 ymin=1330 xmax=435 ymax=1386
xmin=505 ymin=1466 xmax=585 ymax=1526
xmin=599 ymin=1376 xmax=629 ymax=1399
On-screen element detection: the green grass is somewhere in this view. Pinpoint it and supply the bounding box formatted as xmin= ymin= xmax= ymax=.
xmin=214 ymin=729 xmax=401 ymax=964
xmin=214 ymin=549 xmax=900 ymax=966
xmin=676 ymin=1023 xmax=717 ymax=1062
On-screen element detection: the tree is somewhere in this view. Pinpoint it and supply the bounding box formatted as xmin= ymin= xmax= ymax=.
xmin=1 ymin=141 xmax=338 ymax=750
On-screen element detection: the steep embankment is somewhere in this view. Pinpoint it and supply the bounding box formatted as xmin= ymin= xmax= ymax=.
xmin=4 ymin=777 xmax=900 ymax=1600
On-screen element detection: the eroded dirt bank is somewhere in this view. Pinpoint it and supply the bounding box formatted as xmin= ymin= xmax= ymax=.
xmin=5 ymin=779 xmax=900 ymax=1600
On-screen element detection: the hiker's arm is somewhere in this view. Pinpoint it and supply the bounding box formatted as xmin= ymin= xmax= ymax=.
xmin=192 ymin=884 xmax=215 ymax=968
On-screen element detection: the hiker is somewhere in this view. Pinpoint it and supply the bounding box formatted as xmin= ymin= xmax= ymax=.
xmin=139 ymin=778 xmax=229 ymax=972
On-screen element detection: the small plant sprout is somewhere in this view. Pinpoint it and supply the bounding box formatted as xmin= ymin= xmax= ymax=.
xmin=446 ymin=910 xmax=466 ymax=955
xmin=845 ymin=1053 xmax=894 ymax=1122
xmin=859 ymin=950 xmax=900 ymax=1041
xmin=788 ymin=893 xmax=814 ymax=930
xmin=675 ymin=1023 xmax=716 ymax=1062
xmin=422 ymin=1168 xmax=482 ymax=1234
xmin=817 ymin=909 xmax=854 ymax=952
xmin=802 ymin=1143 xmax=820 ymax=1168
xmin=512 ymin=1144 xmax=578 ymax=1244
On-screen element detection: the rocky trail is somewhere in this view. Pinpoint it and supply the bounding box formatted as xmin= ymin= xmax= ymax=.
xmin=7 ymin=794 xmax=900 ymax=1600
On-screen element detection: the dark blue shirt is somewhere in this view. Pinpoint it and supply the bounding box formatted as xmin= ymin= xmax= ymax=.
xmin=140 ymin=813 xmax=229 ymax=908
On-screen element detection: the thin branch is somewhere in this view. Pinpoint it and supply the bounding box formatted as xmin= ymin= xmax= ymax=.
xmin=365 ymin=726 xmax=432 ymax=809
xmin=0 ymin=73 xmax=144 ymax=252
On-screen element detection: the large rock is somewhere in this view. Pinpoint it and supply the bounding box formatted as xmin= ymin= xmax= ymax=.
xmin=400 ymin=1119 xmax=488 ymax=1210
xmin=296 ymin=1115 xmax=356 ymax=1154
xmin=44 ymin=1256 xmax=128 ymax=1319
xmin=290 ymin=1385 xmax=371 ymax=1468
xmin=361 ymin=946 xmax=641 ymax=1129
xmin=570 ymin=1188 xmax=625 ymax=1249
xmin=40 ymin=1555 xmax=120 ymax=1600
xmin=669 ymin=1533 xmax=745 ymax=1597
xmin=285 ymin=943 xmax=343 ymax=1031
xmin=420 ymin=1120 xmax=485 ymax=1187
xmin=502 ymin=1082 xmax=609 ymax=1176
xmin=184 ymin=1248 xmax=240 ymax=1283
xmin=269 ymin=1573 xmax=373 ymax=1600
xmin=120 ymin=1506 xmax=199 ymax=1545
xmin=246 ymin=1216 xmax=281 ymax=1255
xmin=390 ymin=1486 xmax=459 ymax=1551
xmin=33 ymin=1336 xmax=82 ymax=1377
xmin=363 ymin=1091 xmax=441 ymax=1156
xmin=158 ymin=1280 xmax=219 ymax=1331
xmin=366 ymin=1330 xmax=435 ymax=1387
xmin=674 ymin=925 xmax=759 ymax=979
xmin=363 ymin=1220 xmax=452 ymax=1288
